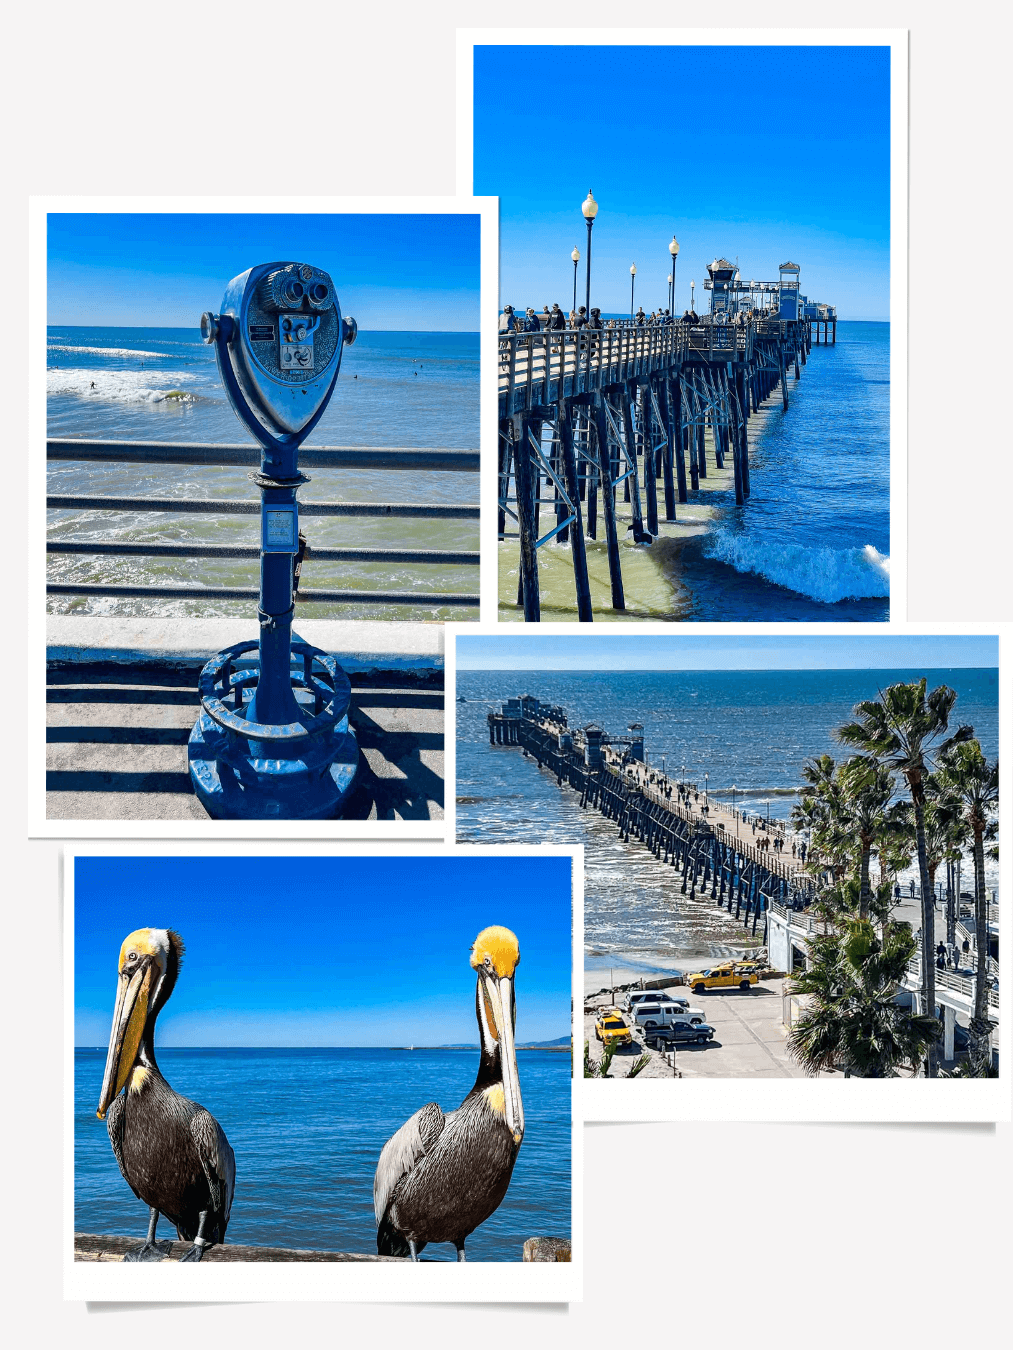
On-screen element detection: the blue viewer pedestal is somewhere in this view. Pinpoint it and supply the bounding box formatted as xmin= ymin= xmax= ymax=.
xmin=188 ymin=260 xmax=359 ymax=819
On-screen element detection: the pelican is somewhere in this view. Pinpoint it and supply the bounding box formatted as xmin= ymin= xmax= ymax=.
xmin=96 ymin=928 xmax=236 ymax=1262
xmin=374 ymin=926 xmax=525 ymax=1261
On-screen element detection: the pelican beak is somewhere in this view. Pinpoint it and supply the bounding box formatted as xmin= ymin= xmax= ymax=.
xmin=485 ymin=974 xmax=524 ymax=1145
xmin=97 ymin=961 xmax=153 ymax=1120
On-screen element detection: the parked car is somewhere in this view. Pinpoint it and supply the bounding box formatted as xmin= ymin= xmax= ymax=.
xmin=631 ymin=1003 xmax=706 ymax=1030
xmin=625 ymin=990 xmax=688 ymax=1012
xmin=645 ymin=1021 xmax=716 ymax=1048
xmin=686 ymin=964 xmax=759 ymax=993
xmin=594 ymin=1010 xmax=633 ymax=1047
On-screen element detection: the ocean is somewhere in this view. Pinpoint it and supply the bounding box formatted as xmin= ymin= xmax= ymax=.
xmin=500 ymin=321 xmax=890 ymax=622
xmin=455 ymin=668 xmax=998 ymax=967
xmin=47 ymin=327 xmax=479 ymax=622
xmin=74 ymin=1046 xmax=570 ymax=1261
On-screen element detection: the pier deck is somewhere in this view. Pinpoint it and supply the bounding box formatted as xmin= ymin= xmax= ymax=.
xmin=488 ymin=695 xmax=814 ymax=941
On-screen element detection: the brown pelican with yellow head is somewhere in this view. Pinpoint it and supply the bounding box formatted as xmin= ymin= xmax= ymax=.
xmin=374 ymin=925 xmax=524 ymax=1261
xmin=96 ymin=928 xmax=236 ymax=1262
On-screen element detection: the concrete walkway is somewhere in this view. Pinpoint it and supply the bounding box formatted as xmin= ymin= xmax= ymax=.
xmin=46 ymin=618 xmax=444 ymax=821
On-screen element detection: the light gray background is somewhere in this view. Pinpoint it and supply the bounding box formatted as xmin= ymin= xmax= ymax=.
xmin=4 ymin=0 xmax=1008 ymax=1344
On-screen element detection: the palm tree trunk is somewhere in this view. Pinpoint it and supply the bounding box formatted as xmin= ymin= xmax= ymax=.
xmin=859 ymin=842 xmax=871 ymax=921
xmin=910 ymin=776 xmax=938 ymax=1077
xmin=969 ymin=827 xmax=992 ymax=1074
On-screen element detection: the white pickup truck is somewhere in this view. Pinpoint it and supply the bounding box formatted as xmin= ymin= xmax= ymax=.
xmin=630 ymin=1002 xmax=707 ymax=1030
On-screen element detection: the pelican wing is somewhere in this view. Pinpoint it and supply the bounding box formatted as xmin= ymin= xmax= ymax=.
xmin=189 ymin=1108 xmax=236 ymax=1232
xmin=374 ymin=1100 xmax=446 ymax=1227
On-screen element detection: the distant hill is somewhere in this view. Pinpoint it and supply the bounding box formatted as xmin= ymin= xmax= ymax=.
xmin=433 ymin=1036 xmax=570 ymax=1050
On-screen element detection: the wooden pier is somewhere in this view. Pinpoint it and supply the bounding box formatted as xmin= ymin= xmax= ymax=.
xmin=498 ymin=259 xmax=836 ymax=621
xmin=488 ymin=696 xmax=815 ymax=937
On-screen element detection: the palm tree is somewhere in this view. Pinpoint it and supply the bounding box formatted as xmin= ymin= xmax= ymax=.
xmin=837 ymin=679 xmax=972 ymax=1077
xmin=792 ymin=755 xmax=853 ymax=882
xmin=787 ymin=879 xmax=940 ymax=1077
xmin=935 ymin=740 xmax=999 ymax=1074
xmin=838 ymin=758 xmax=896 ymax=921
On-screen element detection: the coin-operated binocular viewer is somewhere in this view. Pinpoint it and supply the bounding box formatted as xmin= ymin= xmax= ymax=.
xmin=188 ymin=262 xmax=358 ymax=818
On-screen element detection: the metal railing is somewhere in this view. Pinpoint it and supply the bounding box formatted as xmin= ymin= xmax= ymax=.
xmin=498 ymin=320 xmax=764 ymax=412
xmin=47 ymin=438 xmax=480 ymax=609
xmin=907 ymin=957 xmax=999 ymax=1010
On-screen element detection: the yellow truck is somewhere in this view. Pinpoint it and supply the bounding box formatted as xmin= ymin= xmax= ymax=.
xmin=687 ymin=962 xmax=760 ymax=994
xmin=594 ymin=1009 xmax=633 ymax=1047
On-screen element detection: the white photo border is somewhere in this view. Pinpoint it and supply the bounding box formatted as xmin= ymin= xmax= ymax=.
xmin=446 ymin=619 xmax=1007 ymax=1123
xmin=456 ymin=27 xmax=908 ymax=623
xmin=31 ymin=193 xmax=500 ymax=839
xmin=63 ymin=839 xmax=583 ymax=1302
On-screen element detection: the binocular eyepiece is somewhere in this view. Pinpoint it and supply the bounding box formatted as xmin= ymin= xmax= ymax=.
xmin=261 ymin=264 xmax=334 ymax=313
xmin=200 ymin=260 xmax=355 ymax=443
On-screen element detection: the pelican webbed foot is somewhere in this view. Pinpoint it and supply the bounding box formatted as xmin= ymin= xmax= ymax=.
xmin=123 ymin=1240 xmax=174 ymax=1262
xmin=180 ymin=1211 xmax=211 ymax=1262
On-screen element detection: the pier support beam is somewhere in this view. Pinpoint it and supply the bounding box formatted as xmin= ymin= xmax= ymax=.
xmin=513 ymin=416 xmax=541 ymax=622
xmin=593 ymin=401 xmax=625 ymax=611
xmin=557 ymin=402 xmax=593 ymax=623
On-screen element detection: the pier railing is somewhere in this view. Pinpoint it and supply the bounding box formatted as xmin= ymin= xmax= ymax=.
xmin=499 ymin=321 xmax=757 ymax=414
xmin=47 ymin=438 xmax=480 ymax=611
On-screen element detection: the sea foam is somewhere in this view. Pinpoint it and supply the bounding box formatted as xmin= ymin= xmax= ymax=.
xmin=703 ymin=533 xmax=890 ymax=604
xmin=47 ymin=367 xmax=197 ymax=404
xmin=48 ymin=344 xmax=175 ymax=359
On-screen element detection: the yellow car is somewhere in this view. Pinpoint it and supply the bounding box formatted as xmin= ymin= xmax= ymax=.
xmin=595 ymin=1010 xmax=633 ymax=1046
xmin=687 ymin=964 xmax=759 ymax=994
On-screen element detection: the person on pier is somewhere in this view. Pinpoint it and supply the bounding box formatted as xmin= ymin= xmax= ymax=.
xmin=549 ymin=303 xmax=566 ymax=331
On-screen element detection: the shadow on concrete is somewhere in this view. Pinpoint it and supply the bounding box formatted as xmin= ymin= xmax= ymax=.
xmin=47 ymin=770 xmax=194 ymax=794
xmin=46 ymin=669 xmax=444 ymax=821
xmin=47 ymin=726 xmax=192 ymax=745
xmin=48 ymin=685 xmax=201 ymax=705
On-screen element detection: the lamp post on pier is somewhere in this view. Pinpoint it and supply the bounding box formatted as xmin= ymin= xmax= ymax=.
xmin=571 ymin=246 xmax=580 ymax=313
xmin=690 ymin=279 xmax=695 ymax=314
xmin=630 ymin=263 xmax=637 ymax=320
xmin=581 ymin=191 xmax=598 ymax=316
xmin=668 ymin=235 xmax=679 ymax=313
xmin=731 ymin=784 xmax=738 ymax=836
xmin=704 ymin=772 xmax=709 ymax=809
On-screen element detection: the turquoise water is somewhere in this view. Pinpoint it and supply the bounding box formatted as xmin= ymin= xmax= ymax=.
xmin=47 ymin=327 xmax=479 ymax=620
xmin=74 ymin=1046 xmax=570 ymax=1261
xmin=456 ymin=668 xmax=997 ymax=962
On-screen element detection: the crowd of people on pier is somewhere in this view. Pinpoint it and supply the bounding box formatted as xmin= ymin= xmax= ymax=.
xmin=498 ymin=303 xmax=702 ymax=333
xmin=498 ymin=301 xmax=782 ymax=333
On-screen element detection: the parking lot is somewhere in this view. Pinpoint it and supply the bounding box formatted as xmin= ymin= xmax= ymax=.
xmin=585 ymin=979 xmax=819 ymax=1079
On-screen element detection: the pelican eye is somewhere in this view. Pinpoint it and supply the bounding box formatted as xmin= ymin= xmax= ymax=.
xmin=484 ymin=955 xmax=492 ymax=970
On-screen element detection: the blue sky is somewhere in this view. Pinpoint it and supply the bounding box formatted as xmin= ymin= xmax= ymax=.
xmin=48 ymin=213 xmax=481 ymax=330
xmin=74 ymin=855 xmax=571 ymax=1047
xmin=474 ymin=45 xmax=890 ymax=320
xmin=456 ymin=635 xmax=999 ymax=671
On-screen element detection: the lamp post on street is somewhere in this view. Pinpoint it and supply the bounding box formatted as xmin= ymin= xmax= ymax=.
xmin=668 ymin=235 xmax=679 ymax=313
xmin=571 ymin=246 xmax=580 ymax=313
xmin=630 ymin=263 xmax=637 ymax=320
xmin=581 ymin=191 xmax=598 ymax=316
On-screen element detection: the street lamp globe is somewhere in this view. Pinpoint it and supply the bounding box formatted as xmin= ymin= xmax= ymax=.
xmin=669 ymin=236 xmax=680 ymax=258
xmin=630 ymin=263 xmax=637 ymax=276
xmin=581 ymin=191 xmax=599 ymax=220
xmin=571 ymin=247 xmax=580 ymax=263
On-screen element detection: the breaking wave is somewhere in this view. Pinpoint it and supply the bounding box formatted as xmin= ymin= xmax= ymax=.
xmin=703 ymin=534 xmax=890 ymax=603
xmin=47 ymin=367 xmax=199 ymax=404
xmin=48 ymin=344 xmax=175 ymax=359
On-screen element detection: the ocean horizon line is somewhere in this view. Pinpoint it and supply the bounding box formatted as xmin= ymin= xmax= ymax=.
xmin=48 ymin=324 xmax=480 ymax=335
